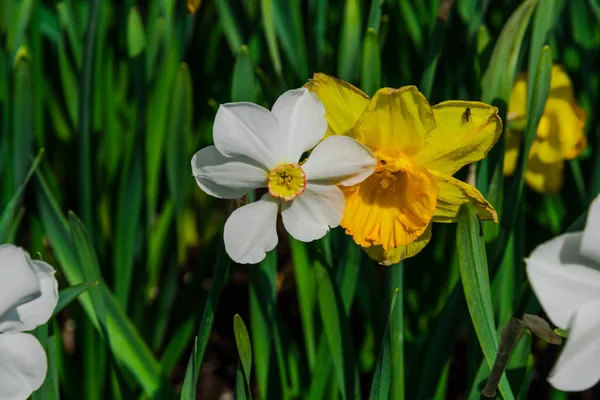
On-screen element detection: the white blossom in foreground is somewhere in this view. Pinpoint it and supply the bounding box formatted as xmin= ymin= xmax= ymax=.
xmin=0 ymin=244 xmax=58 ymax=400
xmin=191 ymin=88 xmax=376 ymax=264
xmin=526 ymin=194 xmax=600 ymax=391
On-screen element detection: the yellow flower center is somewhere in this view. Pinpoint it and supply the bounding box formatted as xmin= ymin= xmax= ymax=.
xmin=341 ymin=151 xmax=438 ymax=251
xmin=268 ymin=163 xmax=306 ymax=201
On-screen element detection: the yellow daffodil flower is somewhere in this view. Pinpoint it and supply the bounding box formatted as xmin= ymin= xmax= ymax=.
xmin=305 ymin=74 xmax=501 ymax=265
xmin=504 ymin=65 xmax=587 ymax=194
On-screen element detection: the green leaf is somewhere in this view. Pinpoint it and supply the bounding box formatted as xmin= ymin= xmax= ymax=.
xmin=233 ymin=314 xmax=252 ymax=394
xmin=367 ymin=0 xmax=384 ymax=32
xmin=113 ymin=149 xmax=143 ymax=307
xmin=315 ymin=261 xmax=359 ymax=399
xmin=338 ymin=0 xmax=361 ymax=81
xmin=215 ymin=0 xmax=243 ymax=54
xmin=56 ymin=1 xmax=83 ymax=69
xmin=260 ymin=0 xmax=282 ymax=76
xmin=398 ymin=0 xmax=423 ymax=52
xmin=361 ymin=28 xmax=381 ymax=97
xmin=181 ymin=243 xmax=230 ymax=395
xmin=54 ymin=280 xmax=99 ymax=316
xmin=12 ymin=46 xmax=34 ymax=189
xmin=369 ymin=289 xmax=398 ymax=400
xmin=290 ymin=237 xmax=316 ymax=370
xmin=0 ymin=149 xmax=43 ymax=242
xmin=166 ymin=63 xmax=192 ymax=213
xmin=457 ymin=203 xmax=514 ymax=400
xmin=273 ymin=0 xmax=309 ymax=80
xmin=35 ymin=171 xmax=168 ymax=397
xmin=481 ymin=0 xmax=539 ymax=104
xmin=180 ymin=337 xmax=198 ymax=400
xmin=491 ymin=46 xmax=552 ymax=267
xmin=127 ymin=7 xmax=146 ymax=58
xmin=231 ymin=45 xmax=257 ymax=102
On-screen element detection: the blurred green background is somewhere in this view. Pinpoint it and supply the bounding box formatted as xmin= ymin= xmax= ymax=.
xmin=1 ymin=0 xmax=599 ymax=399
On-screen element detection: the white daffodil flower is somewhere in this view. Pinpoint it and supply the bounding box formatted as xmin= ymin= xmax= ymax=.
xmin=191 ymin=87 xmax=376 ymax=264
xmin=0 ymin=244 xmax=59 ymax=400
xmin=526 ymin=194 xmax=600 ymax=392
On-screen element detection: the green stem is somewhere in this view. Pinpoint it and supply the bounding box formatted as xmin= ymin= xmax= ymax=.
xmin=481 ymin=317 xmax=526 ymax=398
xmin=389 ymin=262 xmax=404 ymax=400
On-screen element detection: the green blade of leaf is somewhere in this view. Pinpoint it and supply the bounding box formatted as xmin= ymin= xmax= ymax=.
xmin=231 ymin=45 xmax=257 ymax=102
xmin=126 ymin=7 xmax=146 ymax=58
xmin=361 ymin=28 xmax=381 ymax=97
xmin=457 ymin=203 xmax=514 ymax=400
xmin=234 ymin=314 xmax=253 ymax=394
xmin=260 ymin=0 xmax=282 ymax=77
xmin=180 ymin=337 xmax=198 ymax=400
xmin=338 ymin=0 xmax=361 ymax=81
xmin=0 ymin=149 xmax=44 ymax=242
xmin=54 ymin=280 xmax=99 ymax=316
xmin=369 ymin=288 xmax=398 ymax=400
xmin=315 ymin=260 xmax=359 ymax=400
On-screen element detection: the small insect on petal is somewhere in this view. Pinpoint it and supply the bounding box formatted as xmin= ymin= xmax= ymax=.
xmin=462 ymin=107 xmax=472 ymax=124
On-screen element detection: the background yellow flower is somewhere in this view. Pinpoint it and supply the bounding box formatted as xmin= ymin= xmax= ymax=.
xmin=504 ymin=65 xmax=587 ymax=194
xmin=306 ymin=74 xmax=501 ymax=265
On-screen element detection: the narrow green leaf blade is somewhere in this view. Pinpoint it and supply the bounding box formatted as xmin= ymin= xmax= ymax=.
xmin=54 ymin=280 xmax=99 ymax=316
xmin=361 ymin=28 xmax=381 ymax=97
xmin=457 ymin=203 xmax=514 ymax=400
xmin=338 ymin=0 xmax=361 ymax=81
xmin=231 ymin=45 xmax=257 ymax=102
xmin=234 ymin=314 xmax=253 ymax=393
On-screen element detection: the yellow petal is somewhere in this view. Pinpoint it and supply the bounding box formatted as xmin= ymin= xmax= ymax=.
xmin=354 ymin=86 xmax=435 ymax=154
xmin=304 ymin=73 xmax=369 ymax=138
xmin=546 ymin=99 xmax=587 ymax=160
xmin=413 ymin=101 xmax=502 ymax=175
xmin=525 ymin=154 xmax=564 ymax=194
xmin=186 ymin=0 xmax=202 ymax=13
xmin=503 ymin=129 xmax=520 ymax=176
xmin=549 ymin=65 xmax=575 ymax=100
xmin=363 ymin=224 xmax=432 ymax=266
xmin=429 ymin=170 xmax=497 ymax=223
xmin=341 ymin=166 xmax=438 ymax=250
xmin=508 ymin=74 xmax=527 ymax=121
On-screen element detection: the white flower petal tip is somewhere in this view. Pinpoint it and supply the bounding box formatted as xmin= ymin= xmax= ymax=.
xmin=191 ymin=146 xmax=267 ymax=199
xmin=0 ymin=245 xmax=41 ymax=319
xmin=547 ymin=301 xmax=600 ymax=392
xmin=212 ymin=102 xmax=281 ymax=169
xmin=0 ymin=247 xmax=59 ymax=333
xmin=281 ymin=184 xmax=345 ymax=242
xmin=0 ymin=333 xmax=47 ymax=400
xmin=581 ymin=194 xmax=600 ymax=265
xmin=302 ymin=136 xmax=377 ymax=186
xmin=224 ymin=195 xmax=280 ymax=264
xmin=272 ymin=88 xmax=328 ymax=162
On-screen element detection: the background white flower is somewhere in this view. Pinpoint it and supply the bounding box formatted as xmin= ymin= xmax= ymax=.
xmin=0 ymin=244 xmax=59 ymax=400
xmin=526 ymin=194 xmax=600 ymax=391
xmin=191 ymin=87 xmax=376 ymax=264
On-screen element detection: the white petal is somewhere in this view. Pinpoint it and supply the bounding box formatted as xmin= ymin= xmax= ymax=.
xmin=0 ymin=245 xmax=40 ymax=320
xmin=581 ymin=194 xmax=600 ymax=265
xmin=548 ymin=300 xmax=600 ymax=391
xmin=191 ymin=146 xmax=268 ymax=199
xmin=0 ymin=332 xmax=47 ymax=400
xmin=281 ymin=184 xmax=344 ymax=242
xmin=271 ymin=88 xmax=328 ymax=162
xmin=213 ymin=103 xmax=281 ymax=169
xmin=223 ymin=194 xmax=279 ymax=264
xmin=526 ymin=234 xmax=600 ymax=328
xmin=302 ymin=136 xmax=376 ymax=186
xmin=0 ymin=260 xmax=58 ymax=333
